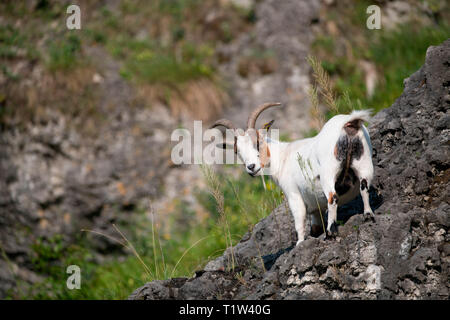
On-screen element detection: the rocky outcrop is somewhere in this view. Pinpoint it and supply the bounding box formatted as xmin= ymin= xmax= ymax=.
xmin=0 ymin=46 xmax=176 ymax=297
xmin=129 ymin=39 xmax=450 ymax=300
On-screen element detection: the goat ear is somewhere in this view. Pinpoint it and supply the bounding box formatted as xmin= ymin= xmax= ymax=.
xmin=262 ymin=120 xmax=275 ymax=131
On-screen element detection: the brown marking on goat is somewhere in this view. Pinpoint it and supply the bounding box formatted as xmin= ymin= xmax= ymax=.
xmin=344 ymin=119 xmax=362 ymax=136
xmin=257 ymin=129 xmax=271 ymax=168
xmin=260 ymin=143 xmax=270 ymax=168
xmin=328 ymin=192 xmax=334 ymax=204
xmin=334 ymin=145 xmax=338 ymax=158
xmin=328 ymin=192 xmax=338 ymax=205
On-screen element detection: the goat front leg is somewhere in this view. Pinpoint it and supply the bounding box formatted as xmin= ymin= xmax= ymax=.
xmin=325 ymin=191 xmax=339 ymax=239
xmin=320 ymin=167 xmax=340 ymax=239
xmin=286 ymin=191 xmax=307 ymax=246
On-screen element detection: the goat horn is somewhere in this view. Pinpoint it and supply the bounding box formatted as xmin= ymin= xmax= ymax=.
xmin=210 ymin=119 xmax=235 ymax=130
xmin=247 ymin=102 xmax=282 ymax=129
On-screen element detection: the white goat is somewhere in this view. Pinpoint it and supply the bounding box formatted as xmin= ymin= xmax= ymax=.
xmin=212 ymin=103 xmax=375 ymax=245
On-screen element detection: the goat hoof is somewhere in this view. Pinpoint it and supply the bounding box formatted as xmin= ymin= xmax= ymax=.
xmin=363 ymin=212 xmax=376 ymax=222
xmin=311 ymin=225 xmax=324 ymax=238
xmin=325 ymin=232 xmax=337 ymax=240
xmin=325 ymin=222 xmax=338 ymax=240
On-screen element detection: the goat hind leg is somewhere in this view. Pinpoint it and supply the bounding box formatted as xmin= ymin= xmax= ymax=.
xmin=352 ymin=157 xmax=376 ymax=222
xmin=286 ymin=192 xmax=307 ymax=246
xmin=320 ymin=165 xmax=341 ymax=239
xmin=360 ymin=178 xmax=375 ymax=222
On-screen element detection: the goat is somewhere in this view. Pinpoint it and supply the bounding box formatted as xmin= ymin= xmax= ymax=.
xmin=211 ymin=103 xmax=375 ymax=245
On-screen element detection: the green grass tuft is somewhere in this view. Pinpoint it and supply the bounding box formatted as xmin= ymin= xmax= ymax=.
xmin=108 ymin=38 xmax=214 ymax=85
xmin=47 ymin=34 xmax=82 ymax=71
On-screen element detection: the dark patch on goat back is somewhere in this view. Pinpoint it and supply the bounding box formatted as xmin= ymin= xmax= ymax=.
xmin=334 ymin=134 xmax=363 ymax=196
xmin=335 ymin=135 xmax=364 ymax=162
xmin=335 ymin=135 xmax=348 ymax=162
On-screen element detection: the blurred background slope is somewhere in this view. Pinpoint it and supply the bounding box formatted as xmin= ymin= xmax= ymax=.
xmin=0 ymin=0 xmax=448 ymax=299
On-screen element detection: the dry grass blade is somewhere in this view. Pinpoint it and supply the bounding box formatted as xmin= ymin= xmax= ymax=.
xmin=260 ymin=174 xmax=267 ymax=190
xmin=0 ymin=243 xmax=15 ymax=277
xmin=147 ymin=202 xmax=161 ymax=279
xmin=81 ymin=226 xmax=153 ymax=279
xmin=340 ymin=90 xmax=353 ymax=113
xmin=308 ymin=85 xmax=325 ymax=129
xmin=200 ymin=164 xmax=236 ymax=271
xmin=112 ymin=224 xmax=153 ymax=279
xmin=170 ymin=235 xmax=213 ymax=278
xmin=80 ymin=228 xmax=127 ymax=248
xmin=307 ymin=55 xmax=339 ymax=115
xmin=227 ymin=178 xmax=251 ymax=229
xmin=226 ymin=178 xmax=268 ymax=273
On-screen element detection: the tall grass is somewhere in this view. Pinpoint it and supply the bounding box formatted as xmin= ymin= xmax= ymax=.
xmin=11 ymin=167 xmax=282 ymax=299
xmin=200 ymin=164 xmax=236 ymax=271
xmin=307 ymin=55 xmax=339 ymax=115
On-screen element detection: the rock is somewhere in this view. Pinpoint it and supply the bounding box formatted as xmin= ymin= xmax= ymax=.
xmin=130 ymin=39 xmax=450 ymax=300
xmin=128 ymin=280 xmax=171 ymax=300
xmin=0 ymin=46 xmax=175 ymax=296
xmin=218 ymin=0 xmax=321 ymax=139
xmin=382 ymin=0 xmax=439 ymax=30
xmin=228 ymin=0 xmax=255 ymax=11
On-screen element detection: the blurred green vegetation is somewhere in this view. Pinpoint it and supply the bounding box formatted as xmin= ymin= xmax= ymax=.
xmin=13 ymin=168 xmax=282 ymax=299
xmin=86 ymin=0 xmax=243 ymax=87
xmin=311 ymin=5 xmax=450 ymax=114
xmin=0 ymin=24 xmax=38 ymax=81
xmin=362 ymin=23 xmax=450 ymax=111
xmin=111 ymin=38 xmax=215 ymax=85
xmin=0 ymin=25 xmax=27 ymax=59
xmin=0 ymin=0 xmax=251 ymax=128
xmin=324 ymin=23 xmax=449 ymax=112
xmin=0 ymin=0 xmax=242 ymax=82
xmin=47 ymin=34 xmax=82 ymax=71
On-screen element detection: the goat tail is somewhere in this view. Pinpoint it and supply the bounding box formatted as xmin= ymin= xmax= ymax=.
xmin=343 ymin=109 xmax=372 ymax=135
xmin=334 ymin=110 xmax=372 ymax=195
